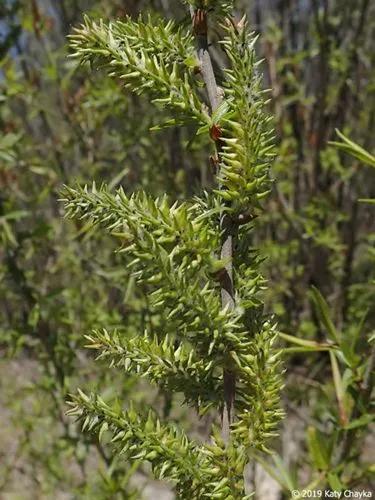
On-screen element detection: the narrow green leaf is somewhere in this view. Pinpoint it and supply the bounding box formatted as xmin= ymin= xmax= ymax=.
xmin=279 ymin=332 xmax=336 ymax=351
xmin=329 ymin=351 xmax=348 ymax=427
xmin=310 ymin=287 xmax=340 ymax=344
xmin=344 ymin=414 xmax=374 ymax=430
xmin=307 ymin=426 xmax=329 ymax=471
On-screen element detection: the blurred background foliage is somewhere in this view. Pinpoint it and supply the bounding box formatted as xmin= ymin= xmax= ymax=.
xmin=0 ymin=0 xmax=373 ymax=498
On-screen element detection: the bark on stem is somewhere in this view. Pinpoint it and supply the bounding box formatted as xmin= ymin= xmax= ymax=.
xmin=191 ymin=8 xmax=236 ymax=444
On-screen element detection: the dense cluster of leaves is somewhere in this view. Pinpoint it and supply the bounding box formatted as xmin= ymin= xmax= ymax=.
xmin=216 ymin=22 xmax=275 ymax=211
xmin=64 ymin=1 xmax=284 ymax=498
xmin=69 ymin=15 xmax=208 ymax=128
xmin=68 ymin=391 xmax=251 ymax=498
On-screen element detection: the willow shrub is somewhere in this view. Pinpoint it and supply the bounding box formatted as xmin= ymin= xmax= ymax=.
xmin=63 ymin=2 xmax=284 ymax=497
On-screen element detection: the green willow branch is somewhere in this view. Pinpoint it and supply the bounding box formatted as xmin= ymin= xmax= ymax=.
xmin=69 ymin=15 xmax=209 ymax=127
